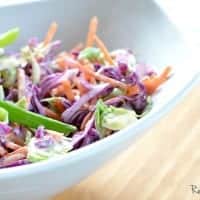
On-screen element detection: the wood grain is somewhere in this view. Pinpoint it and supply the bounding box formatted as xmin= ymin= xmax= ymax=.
xmin=54 ymin=84 xmax=200 ymax=200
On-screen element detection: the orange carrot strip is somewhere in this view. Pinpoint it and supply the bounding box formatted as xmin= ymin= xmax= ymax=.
xmin=6 ymin=147 xmax=28 ymax=157
xmin=45 ymin=108 xmax=61 ymax=120
xmin=73 ymin=77 xmax=87 ymax=95
xmin=44 ymin=22 xmax=58 ymax=46
xmin=56 ymin=58 xmax=127 ymax=90
xmin=126 ymin=85 xmax=139 ymax=96
xmin=4 ymin=141 xmax=21 ymax=151
xmin=143 ymin=66 xmax=171 ymax=95
xmin=159 ymin=66 xmax=172 ymax=83
xmin=54 ymin=100 xmax=65 ymax=113
xmin=91 ymin=70 xmax=127 ymax=90
xmin=86 ymin=16 xmax=98 ymax=47
xmin=82 ymin=64 xmax=96 ymax=83
xmin=94 ymin=35 xmax=114 ymax=65
xmin=62 ymin=80 xmax=75 ymax=101
xmin=56 ymin=56 xmax=171 ymax=95
xmin=56 ymin=57 xmax=69 ymax=70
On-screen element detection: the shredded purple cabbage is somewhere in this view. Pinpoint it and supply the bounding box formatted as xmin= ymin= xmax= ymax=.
xmin=135 ymin=63 xmax=156 ymax=80
xmin=34 ymin=136 xmax=54 ymax=149
xmin=39 ymin=73 xmax=62 ymax=98
xmin=0 ymin=124 xmax=11 ymax=135
xmin=100 ymin=66 xmax=122 ymax=81
xmin=67 ymin=109 xmax=89 ymax=128
xmin=72 ymin=118 xmax=99 ymax=149
xmin=31 ymin=86 xmax=46 ymax=115
xmin=62 ymin=84 xmax=109 ymax=123
xmin=35 ymin=126 xmax=46 ymax=138
xmin=28 ymin=37 xmax=39 ymax=48
xmin=0 ymin=159 xmax=30 ymax=169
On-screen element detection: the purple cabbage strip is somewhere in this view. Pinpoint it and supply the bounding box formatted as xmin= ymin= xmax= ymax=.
xmin=105 ymin=82 xmax=147 ymax=114
xmin=135 ymin=63 xmax=156 ymax=80
xmin=72 ymin=118 xmax=99 ymax=149
xmin=5 ymin=88 xmax=18 ymax=101
xmin=34 ymin=136 xmax=55 ymax=149
xmin=35 ymin=126 xmax=46 ymax=138
xmin=39 ymin=69 xmax=78 ymax=98
xmin=100 ymin=66 xmax=122 ymax=81
xmin=28 ymin=37 xmax=39 ymax=48
xmin=129 ymin=83 xmax=147 ymax=113
xmin=125 ymin=71 xmax=138 ymax=85
xmin=0 ymin=124 xmax=11 ymax=135
xmin=78 ymin=78 xmax=93 ymax=92
xmin=67 ymin=109 xmax=89 ymax=128
xmin=0 ymin=159 xmax=30 ymax=169
xmin=31 ymin=86 xmax=46 ymax=115
xmin=93 ymin=63 xmax=101 ymax=71
xmin=62 ymin=98 xmax=72 ymax=109
xmin=13 ymin=126 xmax=27 ymax=141
xmin=62 ymin=84 xmax=109 ymax=123
xmin=39 ymin=73 xmax=62 ymax=98
xmin=115 ymin=49 xmax=133 ymax=67
xmin=40 ymin=61 xmax=54 ymax=76
xmin=44 ymin=40 xmax=61 ymax=62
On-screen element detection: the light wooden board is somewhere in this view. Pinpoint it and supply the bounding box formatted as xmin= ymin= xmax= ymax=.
xmin=54 ymin=84 xmax=200 ymax=200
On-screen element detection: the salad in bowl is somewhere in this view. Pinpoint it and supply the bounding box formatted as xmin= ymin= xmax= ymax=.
xmin=0 ymin=17 xmax=171 ymax=169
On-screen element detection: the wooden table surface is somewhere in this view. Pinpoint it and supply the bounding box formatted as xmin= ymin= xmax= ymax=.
xmin=54 ymin=84 xmax=200 ymax=200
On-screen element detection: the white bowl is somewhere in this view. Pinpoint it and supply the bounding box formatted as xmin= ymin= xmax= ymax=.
xmin=0 ymin=0 xmax=199 ymax=199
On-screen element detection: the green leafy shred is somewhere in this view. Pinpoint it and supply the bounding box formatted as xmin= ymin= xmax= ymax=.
xmin=0 ymin=27 xmax=20 ymax=48
xmin=0 ymin=100 xmax=76 ymax=135
xmin=95 ymin=100 xmax=137 ymax=137
xmin=27 ymin=134 xmax=72 ymax=163
xmin=16 ymin=96 xmax=29 ymax=110
xmin=78 ymin=47 xmax=104 ymax=63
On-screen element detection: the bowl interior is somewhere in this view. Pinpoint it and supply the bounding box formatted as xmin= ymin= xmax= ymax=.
xmin=0 ymin=0 xmax=198 ymax=170
xmin=0 ymin=0 xmax=193 ymax=66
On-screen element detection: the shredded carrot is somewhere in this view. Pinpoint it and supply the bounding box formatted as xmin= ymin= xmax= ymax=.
xmin=126 ymin=85 xmax=139 ymax=96
xmin=56 ymin=57 xmax=69 ymax=70
xmin=56 ymin=58 xmax=127 ymax=90
xmin=86 ymin=16 xmax=98 ymax=47
xmin=94 ymin=35 xmax=114 ymax=65
xmin=159 ymin=66 xmax=172 ymax=83
xmin=6 ymin=147 xmax=28 ymax=157
xmin=56 ymin=55 xmax=171 ymax=96
xmin=56 ymin=52 xmax=74 ymax=70
xmin=82 ymin=64 xmax=96 ymax=83
xmin=143 ymin=66 xmax=171 ymax=95
xmin=45 ymin=108 xmax=61 ymax=120
xmin=91 ymin=69 xmax=127 ymax=90
xmin=54 ymin=100 xmax=65 ymax=113
xmin=4 ymin=141 xmax=21 ymax=151
xmin=73 ymin=77 xmax=87 ymax=95
xmin=56 ymin=56 xmax=80 ymax=69
xmin=44 ymin=22 xmax=58 ymax=46
xmin=61 ymin=80 xmax=75 ymax=101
